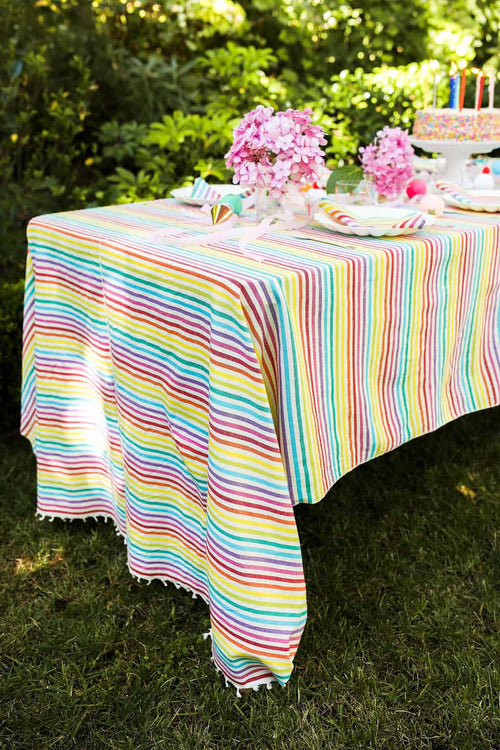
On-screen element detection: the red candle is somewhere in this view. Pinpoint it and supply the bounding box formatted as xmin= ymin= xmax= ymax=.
xmin=475 ymin=72 xmax=484 ymax=110
xmin=471 ymin=67 xmax=485 ymax=110
xmin=459 ymin=65 xmax=467 ymax=110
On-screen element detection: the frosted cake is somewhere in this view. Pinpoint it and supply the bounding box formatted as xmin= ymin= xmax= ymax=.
xmin=413 ymin=108 xmax=500 ymax=142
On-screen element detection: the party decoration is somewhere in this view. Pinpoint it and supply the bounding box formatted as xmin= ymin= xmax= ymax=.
xmin=449 ymin=62 xmax=459 ymax=109
xmin=458 ymin=62 xmax=467 ymax=111
xmin=488 ymin=74 xmax=496 ymax=109
xmin=210 ymin=204 xmax=234 ymax=225
xmin=431 ymin=60 xmax=440 ymax=108
xmin=473 ymin=166 xmax=494 ymax=189
xmin=406 ymin=178 xmax=428 ymax=199
xmin=471 ymin=68 xmax=485 ymax=110
xmin=225 ymin=106 xmax=327 ymax=198
xmin=417 ymin=193 xmax=445 ymax=216
xmin=220 ymin=194 xmax=243 ymax=215
xmin=423 ymin=60 xmax=430 ymax=109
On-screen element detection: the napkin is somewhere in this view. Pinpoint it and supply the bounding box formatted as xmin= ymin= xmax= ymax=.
xmin=190 ymin=178 xmax=256 ymax=204
xmin=318 ymin=198 xmax=427 ymax=230
xmin=435 ymin=181 xmax=474 ymax=205
xmin=190 ymin=177 xmax=222 ymax=201
xmin=435 ymin=181 xmax=500 ymax=211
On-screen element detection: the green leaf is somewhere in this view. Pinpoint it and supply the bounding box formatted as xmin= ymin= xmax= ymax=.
xmin=326 ymin=166 xmax=364 ymax=193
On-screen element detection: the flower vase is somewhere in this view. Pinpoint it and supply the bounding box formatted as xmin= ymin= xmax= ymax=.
xmin=375 ymin=188 xmax=405 ymax=206
xmin=255 ymin=186 xmax=282 ymax=222
xmin=370 ymin=178 xmax=404 ymax=205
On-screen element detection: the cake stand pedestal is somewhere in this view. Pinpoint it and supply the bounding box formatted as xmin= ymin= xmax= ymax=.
xmin=410 ymin=138 xmax=500 ymax=186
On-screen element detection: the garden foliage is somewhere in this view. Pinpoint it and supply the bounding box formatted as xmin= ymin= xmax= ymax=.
xmin=1 ymin=0 xmax=499 ymax=431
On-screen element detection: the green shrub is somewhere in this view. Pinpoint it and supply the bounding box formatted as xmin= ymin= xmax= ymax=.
xmin=0 ymin=281 xmax=24 ymax=434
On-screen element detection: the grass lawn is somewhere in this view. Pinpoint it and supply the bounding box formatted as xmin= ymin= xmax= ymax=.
xmin=1 ymin=406 xmax=500 ymax=749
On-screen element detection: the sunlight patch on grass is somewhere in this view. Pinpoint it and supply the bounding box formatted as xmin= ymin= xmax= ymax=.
xmin=455 ymin=483 xmax=478 ymax=503
xmin=15 ymin=546 xmax=65 ymax=575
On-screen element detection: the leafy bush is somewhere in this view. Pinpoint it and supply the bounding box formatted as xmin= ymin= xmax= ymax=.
xmin=0 ymin=281 xmax=24 ymax=433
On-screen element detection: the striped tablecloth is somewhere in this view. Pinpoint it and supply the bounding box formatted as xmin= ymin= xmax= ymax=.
xmin=21 ymin=200 xmax=500 ymax=691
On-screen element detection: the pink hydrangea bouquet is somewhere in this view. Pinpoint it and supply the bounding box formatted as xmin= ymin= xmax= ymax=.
xmin=225 ymin=105 xmax=327 ymax=198
xmin=359 ymin=126 xmax=414 ymax=200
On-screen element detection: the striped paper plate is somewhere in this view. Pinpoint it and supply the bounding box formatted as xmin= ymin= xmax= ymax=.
xmin=439 ymin=188 xmax=500 ymax=213
xmin=314 ymin=206 xmax=435 ymax=237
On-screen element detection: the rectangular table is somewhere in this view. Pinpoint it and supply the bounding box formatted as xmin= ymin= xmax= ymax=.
xmin=21 ymin=199 xmax=500 ymax=691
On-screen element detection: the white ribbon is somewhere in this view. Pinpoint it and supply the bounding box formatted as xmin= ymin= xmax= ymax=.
xmin=148 ymin=191 xmax=318 ymax=261
xmin=147 ymin=209 xmax=311 ymax=262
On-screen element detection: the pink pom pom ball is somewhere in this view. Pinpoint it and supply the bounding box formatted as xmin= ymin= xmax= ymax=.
xmin=418 ymin=193 xmax=445 ymax=216
xmin=406 ymin=178 xmax=428 ymax=199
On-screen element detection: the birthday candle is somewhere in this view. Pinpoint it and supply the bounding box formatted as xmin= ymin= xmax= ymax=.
xmin=430 ymin=60 xmax=439 ymax=108
xmin=453 ymin=76 xmax=460 ymax=108
xmin=458 ymin=63 xmax=467 ymax=111
xmin=423 ymin=60 xmax=430 ymax=108
xmin=489 ymin=75 xmax=496 ymax=108
xmin=449 ymin=63 xmax=459 ymax=109
xmin=472 ymin=69 xmax=484 ymax=110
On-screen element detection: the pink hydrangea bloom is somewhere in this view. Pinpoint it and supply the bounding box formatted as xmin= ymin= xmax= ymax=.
xmin=359 ymin=126 xmax=414 ymax=200
xmin=225 ymin=105 xmax=327 ymax=198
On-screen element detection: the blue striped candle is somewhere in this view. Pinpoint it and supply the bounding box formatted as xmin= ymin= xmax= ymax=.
xmin=449 ymin=71 xmax=459 ymax=109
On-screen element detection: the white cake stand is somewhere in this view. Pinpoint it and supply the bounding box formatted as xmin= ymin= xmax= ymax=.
xmin=410 ymin=138 xmax=500 ymax=185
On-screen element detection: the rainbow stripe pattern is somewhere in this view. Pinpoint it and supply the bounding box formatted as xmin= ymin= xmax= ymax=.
xmin=435 ymin=181 xmax=476 ymax=206
xmin=319 ymin=197 xmax=428 ymax=229
xmin=189 ymin=177 xmax=222 ymax=201
xmin=21 ymin=200 xmax=500 ymax=690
